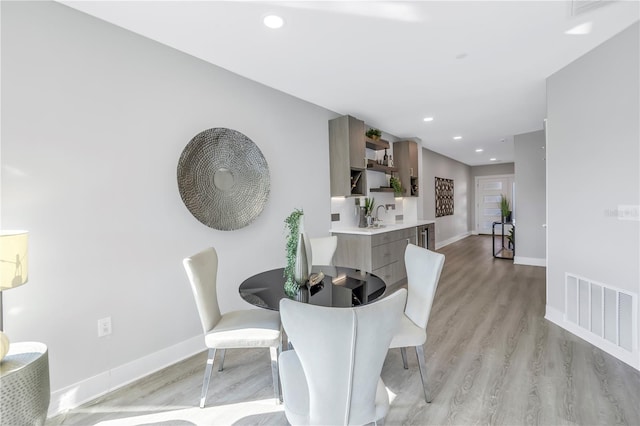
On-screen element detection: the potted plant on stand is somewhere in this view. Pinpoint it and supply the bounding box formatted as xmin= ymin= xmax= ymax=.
xmin=500 ymin=195 xmax=512 ymax=223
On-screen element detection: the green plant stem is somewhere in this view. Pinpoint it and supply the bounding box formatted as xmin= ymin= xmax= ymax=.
xmin=283 ymin=209 xmax=303 ymax=297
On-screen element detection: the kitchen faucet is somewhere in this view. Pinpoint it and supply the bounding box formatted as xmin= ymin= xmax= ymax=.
xmin=375 ymin=205 xmax=388 ymax=222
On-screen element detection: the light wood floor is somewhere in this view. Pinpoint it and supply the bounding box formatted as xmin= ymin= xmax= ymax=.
xmin=48 ymin=236 xmax=640 ymax=425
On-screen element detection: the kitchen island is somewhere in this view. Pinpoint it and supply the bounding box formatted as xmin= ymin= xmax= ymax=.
xmin=331 ymin=220 xmax=435 ymax=287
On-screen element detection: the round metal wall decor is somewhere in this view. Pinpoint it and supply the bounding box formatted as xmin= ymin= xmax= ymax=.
xmin=177 ymin=128 xmax=270 ymax=230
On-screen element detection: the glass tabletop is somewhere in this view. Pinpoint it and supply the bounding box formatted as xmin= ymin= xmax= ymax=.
xmin=239 ymin=265 xmax=387 ymax=311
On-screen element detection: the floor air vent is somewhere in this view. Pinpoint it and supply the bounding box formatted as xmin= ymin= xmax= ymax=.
xmin=565 ymin=273 xmax=636 ymax=352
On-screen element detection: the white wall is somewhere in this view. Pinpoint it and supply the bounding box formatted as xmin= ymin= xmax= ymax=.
xmin=546 ymin=23 xmax=639 ymax=369
xmin=513 ymin=130 xmax=546 ymax=265
xmin=1 ymin=1 xmax=336 ymax=410
xmin=422 ymin=148 xmax=471 ymax=247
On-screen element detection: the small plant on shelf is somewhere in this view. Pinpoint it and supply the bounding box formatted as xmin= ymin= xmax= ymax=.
xmin=390 ymin=176 xmax=403 ymax=196
xmin=366 ymin=128 xmax=382 ymax=140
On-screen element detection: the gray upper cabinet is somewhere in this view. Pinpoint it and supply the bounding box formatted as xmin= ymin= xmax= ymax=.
xmin=393 ymin=140 xmax=419 ymax=197
xmin=329 ymin=115 xmax=367 ymax=197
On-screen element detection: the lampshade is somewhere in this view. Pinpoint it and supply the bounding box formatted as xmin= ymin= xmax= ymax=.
xmin=0 ymin=231 xmax=29 ymax=291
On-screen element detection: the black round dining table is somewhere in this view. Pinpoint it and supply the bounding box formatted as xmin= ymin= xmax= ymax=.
xmin=239 ymin=265 xmax=387 ymax=311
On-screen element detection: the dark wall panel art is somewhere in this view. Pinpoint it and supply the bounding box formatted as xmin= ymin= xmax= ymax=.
xmin=435 ymin=177 xmax=454 ymax=217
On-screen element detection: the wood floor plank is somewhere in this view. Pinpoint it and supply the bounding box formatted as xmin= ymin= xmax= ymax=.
xmin=47 ymin=236 xmax=640 ymax=425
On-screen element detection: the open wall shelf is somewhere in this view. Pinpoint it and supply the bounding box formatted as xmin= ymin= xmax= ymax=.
xmin=365 ymin=137 xmax=390 ymax=151
xmin=366 ymin=160 xmax=397 ymax=173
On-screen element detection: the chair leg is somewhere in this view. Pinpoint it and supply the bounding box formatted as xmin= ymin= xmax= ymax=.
xmin=200 ymin=348 xmax=216 ymax=408
xmin=270 ymin=346 xmax=280 ymax=404
xmin=218 ymin=349 xmax=226 ymax=372
xmin=415 ymin=345 xmax=431 ymax=403
xmin=400 ymin=347 xmax=409 ymax=369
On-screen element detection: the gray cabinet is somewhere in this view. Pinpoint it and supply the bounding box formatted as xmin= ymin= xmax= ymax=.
xmin=393 ymin=140 xmax=419 ymax=197
xmin=329 ymin=115 xmax=367 ymax=197
xmin=332 ymin=227 xmax=417 ymax=287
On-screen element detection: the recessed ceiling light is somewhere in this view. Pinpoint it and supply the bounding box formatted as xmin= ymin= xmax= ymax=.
xmin=456 ymin=53 xmax=468 ymax=60
xmin=453 ymin=136 xmax=462 ymax=140
xmin=263 ymin=15 xmax=284 ymax=29
xmin=475 ymin=149 xmax=483 ymax=153
xmin=565 ymin=21 xmax=592 ymax=35
xmin=423 ymin=117 xmax=434 ymax=122
xmin=490 ymin=158 xmax=497 ymax=161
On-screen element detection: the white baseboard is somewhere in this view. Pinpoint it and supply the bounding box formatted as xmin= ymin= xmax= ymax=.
xmin=545 ymin=305 xmax=639 ymax=371
xmin=435 ymin=232 xmax=471 ymax=250
xmin=514 ymin=256 xmax=546 ymax=267
xmin=48 ymin=335 xmax=204 ymax=417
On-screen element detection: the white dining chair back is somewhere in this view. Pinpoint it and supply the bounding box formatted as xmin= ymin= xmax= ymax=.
xmin=309 ymin=236 xmax=337 ymax=266
xmin=279 ymin=288 xmax=407 ymax=426
xmin=183 ymin=247 xmax=282 ymax=408
xmin=405 ymin=244 xmax=444 ymax=330
xmin=184 ymin=247 xmax=222 ymax=334
xmin=389 ymin=244 xmax=445 ymax=403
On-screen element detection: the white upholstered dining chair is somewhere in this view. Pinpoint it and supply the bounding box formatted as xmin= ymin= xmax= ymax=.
xmin=183 ymin=247 xmax=282 ymax=407
xmin=389 ymin=243 xmax=445 ymax=403
xmin=309 ymin=235 xmax=337 ymax=266
xmin=279 ymin=288 xmax=407 ymax=425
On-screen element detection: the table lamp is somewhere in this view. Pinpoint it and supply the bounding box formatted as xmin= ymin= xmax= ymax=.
xmin=0 ymin=230 xmax=29 ymax=332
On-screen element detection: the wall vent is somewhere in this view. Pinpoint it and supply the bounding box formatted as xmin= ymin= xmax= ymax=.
xmin=565 ymin=273 xmax=637 ymax=353
xmin=571 ymin=0 xmax=616 ymax=16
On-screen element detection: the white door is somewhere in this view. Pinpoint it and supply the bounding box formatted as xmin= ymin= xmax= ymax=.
xmin=475 ymin=175 xmax=514 ymax=235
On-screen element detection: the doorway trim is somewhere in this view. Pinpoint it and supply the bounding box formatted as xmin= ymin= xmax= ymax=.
xmin=473 ymin=174 xmax=515 ymax=235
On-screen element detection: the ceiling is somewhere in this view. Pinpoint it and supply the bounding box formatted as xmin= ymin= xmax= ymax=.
xmin=60 ymin=1 xmax=639 ymax=166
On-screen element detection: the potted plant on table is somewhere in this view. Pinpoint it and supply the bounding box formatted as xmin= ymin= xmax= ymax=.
xmin=284 ymin=209 xmax=310 ymax=298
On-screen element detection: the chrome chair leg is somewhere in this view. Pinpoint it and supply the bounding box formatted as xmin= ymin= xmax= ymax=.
xmin=400 ymin=347 xmax=408 ymax=369
xmin=200 ymin=348 xmax=216 ymax=408
xmin=415 ymin=345 xmax=431 ymax=403
xmin=270 ymin=346 xmax=280 ymax=403
xmin=218 ymin=349 xmax=226 ymax=372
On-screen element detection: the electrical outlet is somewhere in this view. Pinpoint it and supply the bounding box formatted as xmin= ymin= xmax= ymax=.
xmin=98 ymin=317 xmax=112 ymax=337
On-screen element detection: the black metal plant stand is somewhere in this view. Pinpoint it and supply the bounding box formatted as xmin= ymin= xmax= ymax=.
xmin=492 ymin=221 xmax=515 ymax=259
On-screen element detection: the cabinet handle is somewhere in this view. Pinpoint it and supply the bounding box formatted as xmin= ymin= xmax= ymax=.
xmin=410 ymin=167 xmax=414 ymax=176
xmin=364 ymin=158 xmax=368 ymax=168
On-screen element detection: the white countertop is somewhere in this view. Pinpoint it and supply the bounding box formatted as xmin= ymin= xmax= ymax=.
xmin=330 ymin=220 xmax=435 ymax=235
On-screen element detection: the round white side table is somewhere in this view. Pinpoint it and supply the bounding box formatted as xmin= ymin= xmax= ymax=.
xmin=0 ymin=342 xmax=50 ymax=426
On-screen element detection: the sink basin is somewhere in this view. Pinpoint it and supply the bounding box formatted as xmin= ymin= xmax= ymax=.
xmin=369 ymin=224 xmax=385 ymax=229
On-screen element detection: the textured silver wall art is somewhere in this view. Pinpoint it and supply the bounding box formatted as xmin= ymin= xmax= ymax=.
xmin=177 ymin=128 xmax=270 ymax=230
